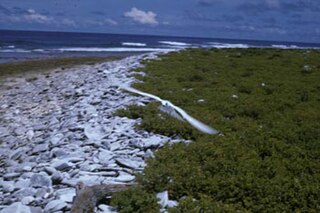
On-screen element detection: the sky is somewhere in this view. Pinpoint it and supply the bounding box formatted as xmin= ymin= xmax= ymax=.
xmin=0 ymin=0 xmax=319 ymax=43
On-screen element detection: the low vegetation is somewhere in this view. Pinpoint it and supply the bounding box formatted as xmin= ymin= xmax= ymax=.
xmin=0 ymin=56 xmax=121 ymax=77
xmin=113 ymin=48 xmax=320 ymax=212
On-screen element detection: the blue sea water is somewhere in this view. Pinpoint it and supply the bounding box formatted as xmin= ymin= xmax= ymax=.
xmin=1 ymin=30 xmax=320 ymax=63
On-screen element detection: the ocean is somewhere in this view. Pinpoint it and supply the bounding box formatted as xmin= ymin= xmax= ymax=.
xmin=1 ymin=30 xmax=320 ymax=63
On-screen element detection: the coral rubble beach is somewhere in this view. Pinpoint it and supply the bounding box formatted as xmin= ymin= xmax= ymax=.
xmin=0 ymin=53 xmax=179 ymax=212
xmin=1 ymin=47 xmax=320 ymax=212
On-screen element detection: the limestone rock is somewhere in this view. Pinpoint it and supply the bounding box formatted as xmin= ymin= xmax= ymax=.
xmin=30 ymin=173 xmax=52 ymax=188
xmin=32 ymin=144 xmax=49 ymax=154
xmin=97 ymin=204 xmax=117 ymax=213
xmin=0 ymin=202 xmax=31 ymax=213
xmin=44 ymin=200 xmax=68 ymax=212
xmin=21 ymin=196 xmax=35 ymax=205
xmin=84 ymin=124 xmax=105 ymax=141
xmin=156 ymin=191 xmax=178 ymax=209
xmin=115 ymin=158 xmax=144 ymax=170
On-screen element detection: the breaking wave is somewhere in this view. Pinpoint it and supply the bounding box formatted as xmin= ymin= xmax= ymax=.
xmin=208 ymin=42 xmax=249 ymax=49
xmin=122 ymin=42 xmax=147 ymax=47
xmin=0 ymin=49 xmax=31 ymax=53
xmin=271 ymin=44 xmax=299 ymax=49
xmin=159 ymin=41 xmax=190 ymax=46
xmin=56 ymin=47 xmax=174 ymax=52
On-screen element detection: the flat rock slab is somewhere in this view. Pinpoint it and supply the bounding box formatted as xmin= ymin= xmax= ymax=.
xmin=44 ymin=200 xmax=68 ymax=212
xmin=115 ymin=158 xmax=145 ymax=170
xmin=30 ymin=173 xmax=52 ymax=188
xmin=32 ymin=144 xmax=49 ymax=154
xmin=0 ymin=202 xmax=31 ymax=213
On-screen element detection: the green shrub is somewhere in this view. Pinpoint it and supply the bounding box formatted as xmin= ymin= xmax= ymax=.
xmin=114 ymin=48 xmax=320 ymax=212
xmin=110 ymin=188 xmax=160 ymax=213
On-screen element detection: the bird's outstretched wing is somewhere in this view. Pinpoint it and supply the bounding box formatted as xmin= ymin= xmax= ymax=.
xmin=121 ymin=86 xmax=218 ymax=135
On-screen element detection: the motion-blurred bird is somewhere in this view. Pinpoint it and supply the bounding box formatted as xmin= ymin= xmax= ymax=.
xmin=122 ymin=86 xmax=218 ymax=135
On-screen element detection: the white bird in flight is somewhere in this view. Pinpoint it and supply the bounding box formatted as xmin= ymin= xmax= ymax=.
xmin=121 ymin=86 xmax=218 ymax=135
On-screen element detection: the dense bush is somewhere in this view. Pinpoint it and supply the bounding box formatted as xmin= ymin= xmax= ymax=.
xmin=112 ymin=48 xmax=320 ymax=212
xmin=110 ymin=188 xmax=160 ymax=213
xmin=116 ymin=103 xmax=200 ymax=140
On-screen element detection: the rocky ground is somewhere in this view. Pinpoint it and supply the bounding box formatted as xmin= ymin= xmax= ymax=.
xmin=0 ymin=53 xmax=180 ymax=212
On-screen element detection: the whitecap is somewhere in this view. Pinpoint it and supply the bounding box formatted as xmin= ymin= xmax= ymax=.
xmin=32 ymin=49 xmax=48 ymax=53
xmin=56 ymin=47 xmax=174 ymax=52
xmin=271 ymin=44 xmax=289 ymax=49
xmin=159 ymin=41 xmax=190 ymax=46
xmin=271 ymin=44 xmax=302 ymax=49
xmin=0 ymin=49 xmax=31 ymax=53
xmin=209 ymin=42 xmax=249 ymax=49
xmin=122 ymin=42 xmax=147 ymax=47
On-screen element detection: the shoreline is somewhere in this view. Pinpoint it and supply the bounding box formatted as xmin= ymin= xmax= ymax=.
xmin=0 ymin=52 xmax=144 ymax=65
xmin=1 ymin=48 xmax=320 ymax=212
xmin=0 ymin=56 xmax=126 ymax=78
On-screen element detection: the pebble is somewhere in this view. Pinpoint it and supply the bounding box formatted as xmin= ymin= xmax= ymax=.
xmin=13 ymin=188 xmax=37 ymax=200
xmin=98 ymin=150 xmax=114 ymax=165
xmin=51 ymin=160 xmax=73 ymax=171
xmin=26 ymin=130 xmax=35 ymax=141
xmin=84 ymin=124 xmax=106 ymax=141
xmin=29 ymin=207 xmax=43 ymax=213
xmin=231 ymin=94 xmax=239 ymax=99
xmin=14 ymin=127 xmax=27 ymax=136
xmin=156 ymin=191 xmax=178 ymax=209
xmin=113 ymin=171 xmax=135 ymax=183
xmin=0 ymin=202 xmax=31 ymax=213
xmin=0 ymin=181 xmax=14 ymax=193
xmin=23 ymin=166 xmax=33 ymax=172
xmin=14 ymin=179 xmax=31 ymax=189
xmin=157 ymin=191 xmax=169 ymax=208
xmin=32 ymin=144 xmax=49 ymax=154
xmin=44 ymin=200 xmax=68 ymax=212
xmin=30 ymin=173 xmax=52 ymax=188
xmin=51 ymin=172 xmax=63 ymax=185
xmin=3 ymin=173 xmax=20 ymax=180
xmin=97 ymin=204 xmax=117 ymax=213
xmin=56 ymin=188 xmax=75 ymax=203
xmin=21 ymin=196 xmax=35 ymax=205
xmin=44 ymin=167 xmax=56 ymax=175
xmin=144 ymin=149 xmax=155 ymax=159
xmin=141 ymin=136 xmax=167 ymax=149
xmin=116 ymin=158 xmax=145 ymax=170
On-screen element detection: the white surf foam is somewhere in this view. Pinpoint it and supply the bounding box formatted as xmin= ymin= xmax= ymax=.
xmin=122 ymin=42 xmax=147 ymax=47
xmin=32 ymin=49 xmax=48 ymax=53
xmin=209 ymin=42 xmax=249 ymax=49
xmin=271 ymin=44 xmax=300 ymax=49
xmin=271 ymin=44 xmax=289 ymax=49
xmin=56 ymin=47 xmax=174 ymax=52
xmin=159 ymin=41 xmax=190 ymax=46
xmin=0 ymin=49 xmax=31 ymax=53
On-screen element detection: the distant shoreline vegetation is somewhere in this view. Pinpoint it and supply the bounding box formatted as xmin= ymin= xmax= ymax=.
xmin=113 ymin=48 xmax=320 ymax=212
xmin=0 ymin=56 xmax=121 ymax=77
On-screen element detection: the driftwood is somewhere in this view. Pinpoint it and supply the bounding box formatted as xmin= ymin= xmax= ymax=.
xmin=70 ymin=182 xmax=137 ymax=213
